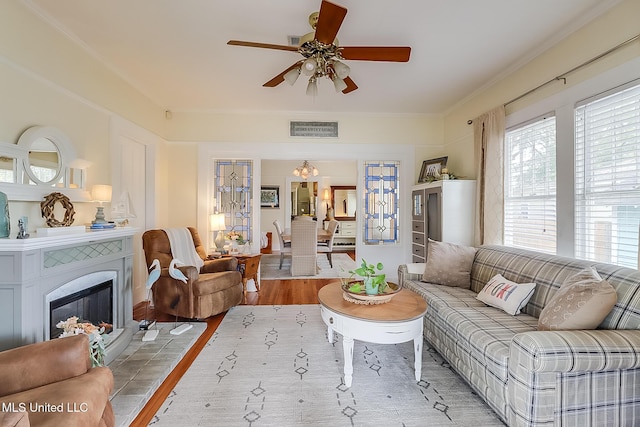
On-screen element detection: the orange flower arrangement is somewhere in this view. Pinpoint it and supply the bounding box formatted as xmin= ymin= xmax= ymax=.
xmin=56 ymin=316 xmax=108 ymax=367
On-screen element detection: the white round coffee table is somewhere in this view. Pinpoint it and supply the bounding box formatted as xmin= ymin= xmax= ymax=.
xmin=317 ymin=281 xmax=427 ymax=387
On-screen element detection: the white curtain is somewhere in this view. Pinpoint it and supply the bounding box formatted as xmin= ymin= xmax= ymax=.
xmin=473 ymin=106 xmax=505 ymax=246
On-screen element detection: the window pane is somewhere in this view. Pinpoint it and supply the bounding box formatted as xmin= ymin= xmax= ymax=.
xmin=504 ymin=116 xmax=557 ymax=253
xmin=575 ymin=82 xmax=640 ymax=268
xmin=214 ymin=160 xmax=253 ymax=243
xmin=363 ymin=161 xmax=399 ymax=244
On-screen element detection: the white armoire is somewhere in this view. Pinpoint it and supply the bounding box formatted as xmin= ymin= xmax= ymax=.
xmin=411 ymin=180 xmax=476 ymax=263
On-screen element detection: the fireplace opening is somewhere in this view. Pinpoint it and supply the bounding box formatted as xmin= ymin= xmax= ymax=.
xmin=50 ymin=279 xmax=114 ymax=340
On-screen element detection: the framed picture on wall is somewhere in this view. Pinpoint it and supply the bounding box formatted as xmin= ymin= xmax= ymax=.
xmin=260 ymin=186 xmax=280 ymax=208
xmin=418 ymin=156 xmax=448 ymax=183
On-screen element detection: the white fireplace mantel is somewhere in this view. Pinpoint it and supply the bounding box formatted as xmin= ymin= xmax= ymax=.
xmin=0 ymin=227 xmax=138 ymax=363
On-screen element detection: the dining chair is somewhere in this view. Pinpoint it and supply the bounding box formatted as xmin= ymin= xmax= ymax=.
xmin=317 ymin=219 xmax=339 ymax=268
xmin=273 ymin=220 xmax=292 ymax=269
xmin=290 ymin=217 xmax=318 ymax=276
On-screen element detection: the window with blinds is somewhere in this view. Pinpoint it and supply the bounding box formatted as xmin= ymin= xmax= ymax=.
xmin=575 ymin=81 xmax=640 ymax=268
xmin=504 ymin=115 xmax=557 ymax=254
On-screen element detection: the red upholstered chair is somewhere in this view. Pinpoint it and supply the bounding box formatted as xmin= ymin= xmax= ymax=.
xmin=142 ymin=227 xmax=243 ymax=319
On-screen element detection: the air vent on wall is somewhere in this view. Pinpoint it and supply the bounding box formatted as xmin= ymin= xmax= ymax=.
xmin=290 ymin=121 xmax=338 ymax=138
xmin=287 ymin=35 xmax=301 ymax=46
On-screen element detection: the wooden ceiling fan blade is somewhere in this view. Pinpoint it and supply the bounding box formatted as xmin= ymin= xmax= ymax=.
xmin=340 ymin=46 xmax=411 ymax=62
xmin=263 ymin=63 xmax=302 ymax=87
xmin=314 ymin=1 xmax=347 ymax=45
xmin=227 ymin=40 xmax=298 ymax=52
xmin=342 ymin=76 xmax=358 ymax=94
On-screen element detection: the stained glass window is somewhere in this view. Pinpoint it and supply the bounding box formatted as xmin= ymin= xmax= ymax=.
xmin=214 ymin=160 xmax=252 ymax=242
xmin=363 ymin=161 xmax=399 ymax=244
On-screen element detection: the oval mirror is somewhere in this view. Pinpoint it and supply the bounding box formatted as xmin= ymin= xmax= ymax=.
xmin=27 ymin=137 xmax=61 ymax=185
xmin=17 ymin=126 xmax=73 ymax=186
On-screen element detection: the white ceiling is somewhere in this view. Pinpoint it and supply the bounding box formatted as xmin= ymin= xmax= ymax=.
xmin=26 ymin=0 xmax=619 ymax=115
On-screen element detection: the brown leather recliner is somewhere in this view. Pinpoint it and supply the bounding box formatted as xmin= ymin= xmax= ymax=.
xmin=0 ymin=334 xmax=114 ymax=427
xmin=142 ymin=227 xmax=243 ymax=319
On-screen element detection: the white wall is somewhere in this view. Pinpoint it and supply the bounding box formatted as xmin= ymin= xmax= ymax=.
xmin=0 ymin=1 xmax=166 ymax=230
xmin=443 ymin=0 xmax=640 ymax=178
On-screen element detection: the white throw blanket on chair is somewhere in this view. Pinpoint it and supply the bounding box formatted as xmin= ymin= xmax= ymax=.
xmin=164 ymin=228 xmax=205 ymax=270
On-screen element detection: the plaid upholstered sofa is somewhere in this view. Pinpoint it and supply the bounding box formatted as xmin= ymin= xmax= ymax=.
xmin=398 ymin=245 xmax=640 ymax=426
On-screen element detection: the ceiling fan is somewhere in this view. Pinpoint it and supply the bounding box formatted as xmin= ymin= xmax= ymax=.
xmin=227 ymin=0 xmax=411 ymax=95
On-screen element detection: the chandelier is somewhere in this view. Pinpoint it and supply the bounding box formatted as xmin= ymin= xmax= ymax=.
xmin=292 ymin=160 xmax=319 ymax=180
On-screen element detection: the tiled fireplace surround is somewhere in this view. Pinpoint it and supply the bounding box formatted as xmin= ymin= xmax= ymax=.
xmin=0 ymin=227 xmax=138 ymax=364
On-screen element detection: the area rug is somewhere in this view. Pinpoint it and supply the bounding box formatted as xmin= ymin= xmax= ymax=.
xmin=150 ymin=305 xmax=503 ymax=426
xmin=260 ymin=253 xmax=357 ymax=279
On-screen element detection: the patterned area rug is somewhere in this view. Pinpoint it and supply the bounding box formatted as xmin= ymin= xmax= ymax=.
xmin=260 ymin=253 xmax=357 ymax=279
xmin=150 ymin=305 xmax=503 ymax=426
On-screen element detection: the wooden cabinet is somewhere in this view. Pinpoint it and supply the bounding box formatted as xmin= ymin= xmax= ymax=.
xmin=411 ymin=180 xmax=476 ymax=263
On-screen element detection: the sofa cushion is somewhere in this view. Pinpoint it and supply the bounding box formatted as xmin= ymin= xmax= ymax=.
xmin=476 ymin=274 xmax=536 ymax=315
xmin=407 ymin=279 xmax=538 ymax=420
xmin=538 ymin=266 xmax=617 ymax=331
xmin=404 ymin=279 xmax=484 ymax=309
xmin=422 ymin=239 xmax=477 ymax=288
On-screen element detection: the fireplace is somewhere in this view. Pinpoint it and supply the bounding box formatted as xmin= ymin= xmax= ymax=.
xmin=44 ymin=271 xmax=118 ymax=341
xmin=49 ymin=279 xmax=114 ymax=340
xmin=0 ymin=227 xmax=137 ymax=363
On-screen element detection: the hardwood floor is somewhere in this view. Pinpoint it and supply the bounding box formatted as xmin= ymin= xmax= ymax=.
xmin=129 ymin=251 xmax=354 ymax=426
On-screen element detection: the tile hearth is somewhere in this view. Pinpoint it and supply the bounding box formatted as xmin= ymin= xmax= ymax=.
xmin=108 ymin=322 xmax=207 ymax=427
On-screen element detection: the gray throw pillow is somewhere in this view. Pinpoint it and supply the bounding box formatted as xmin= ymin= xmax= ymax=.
xmin=422 ymin=239 xmax=477 ymax=289
xmin=538 ymin=266 xmax=617 ymax=331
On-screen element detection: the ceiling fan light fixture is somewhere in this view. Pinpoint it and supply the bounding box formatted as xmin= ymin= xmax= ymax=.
xmin=284 ymin=66 xmax=301 ymax=85
xmin=332 ymin=60 xmax=350 ymax=79
xmin=299 ymin=31 xmax=316 ymax=46
xmin=306 ymin=77 xmax=318 ymax=97
xmin=332 ymin=75 xmax=347 ymax=92
xmin=229 ymin=1 xmax=411 ymax=97
xmin=302 ymin=58 xmax=317 ymax=76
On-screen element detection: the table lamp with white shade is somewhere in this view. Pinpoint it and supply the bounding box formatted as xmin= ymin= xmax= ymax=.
xmin=210 ymin=213 xmax=226 ymax=250
xmin=323 ymin=188 xmax=333 ymax=220
xmin=91 ymin=184 xmax=112 ymax=225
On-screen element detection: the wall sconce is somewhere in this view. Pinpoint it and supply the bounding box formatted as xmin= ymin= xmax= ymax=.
xmin=91 ymin=184 xmax=112 ymax=224
xmin=210 ymin=213 xmax=226 ymax=250
xmin=323 ymin=189 xmax=330 ymax=209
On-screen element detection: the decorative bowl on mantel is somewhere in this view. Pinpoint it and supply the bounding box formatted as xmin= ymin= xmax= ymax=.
xmin=341 ymin=281 xmax=402 ymax=305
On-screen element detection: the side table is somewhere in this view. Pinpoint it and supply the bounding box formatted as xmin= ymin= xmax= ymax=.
xmin=317 ymin=282 xmax=427 ymax=387
xmin=224 ymin=253 xmax=262 ymax=293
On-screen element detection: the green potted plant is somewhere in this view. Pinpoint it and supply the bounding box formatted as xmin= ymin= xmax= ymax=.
xmin=347 ymin=258 xmax=387 ymax=295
